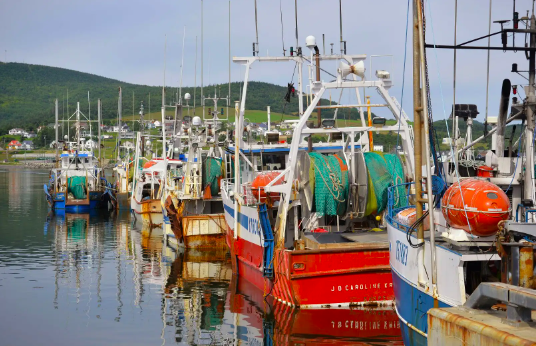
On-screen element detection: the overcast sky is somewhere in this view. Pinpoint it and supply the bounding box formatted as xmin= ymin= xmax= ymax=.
xmin=1 ymin=0 xmax=534 ymax=122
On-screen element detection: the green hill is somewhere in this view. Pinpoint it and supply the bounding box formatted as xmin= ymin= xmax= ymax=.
xmin=0 ymin=62 xmax=366 ymax=134
xmin=0 ymin=62 xmax=516 ymax=152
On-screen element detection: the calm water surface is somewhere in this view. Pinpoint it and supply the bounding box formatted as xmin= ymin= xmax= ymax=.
xmin=0 ymin=166 xmax=403 ymax=345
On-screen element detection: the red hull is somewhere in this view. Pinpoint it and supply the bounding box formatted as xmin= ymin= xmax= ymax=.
xmin=225 ymin=225 xmax=394 ymax=307
xmin=229 ymin=273 xmax=403 ymax=345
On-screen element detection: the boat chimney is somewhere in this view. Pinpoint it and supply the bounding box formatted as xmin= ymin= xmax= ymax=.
xmin=496 ymin=79 xmax=511 ymax=158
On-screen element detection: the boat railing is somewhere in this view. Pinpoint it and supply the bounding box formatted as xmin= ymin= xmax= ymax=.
xmin=240 ymin=182 xmax=259 ymax=206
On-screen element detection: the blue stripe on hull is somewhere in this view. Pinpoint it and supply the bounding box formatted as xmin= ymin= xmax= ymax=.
xmin=391 ymin=267 xmax=451 ymax=346
xmin=50 ymin=192 xmax=106 ymax=213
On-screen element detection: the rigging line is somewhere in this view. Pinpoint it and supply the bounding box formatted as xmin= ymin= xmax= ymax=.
xmin=279 ymin=0 xmax=285 ymax=56
xmin=484 ymin=0 xmax=493 ymax=135
xmin=425 ymin=0 xmax=476 ymax=238
xmin=301 ymin=56 xmax=337 ymax=78
xmin=396 ymin=0 xmax=411 ymax=155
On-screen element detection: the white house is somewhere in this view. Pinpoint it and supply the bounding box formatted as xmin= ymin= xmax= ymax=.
xmin=25 ymin=132 xmax=37 ymax=139
xmin=9 ymin=128 xmax=25 ymax=136
xmin=154 ymin=120 xmax=162 ymax=127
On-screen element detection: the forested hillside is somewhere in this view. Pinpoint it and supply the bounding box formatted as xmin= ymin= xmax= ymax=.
xmin=0 ymin=62 xmax=511 ymax=151
xmin=0 ymin=62 xmax=362 ymax=134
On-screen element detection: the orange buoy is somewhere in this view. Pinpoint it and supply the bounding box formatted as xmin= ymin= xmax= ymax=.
xmin=251 ymin=172 xmax=284 ymax=201
xmin=441 ymin=178 xmax=510 ymax=237
xmin=144 ymin=161 xmax=157 ymax=169
xmin=477 ymin=165 xmax=494 ymax=178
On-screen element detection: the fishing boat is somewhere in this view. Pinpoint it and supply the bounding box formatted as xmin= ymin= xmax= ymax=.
xmin=161 ymin=5 xmax=231 ymax=250
xmin=387 ymin=1 xmax=536 ymax=344
xmin=221 ymin=31 xmax=416 ymax=307
xmin=162 ymin=97 xmax=228 ymax=250
xmin=44 ymin=100 xmax=109 ymax=213
xmin=112 ymin=89 xmax=135 ymax=211
xmin=131 ymin=144 xmax=182 ymax=228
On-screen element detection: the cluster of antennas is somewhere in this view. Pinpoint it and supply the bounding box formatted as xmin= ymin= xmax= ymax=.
xmin=304 ymin=35 xmax=391 ymax=86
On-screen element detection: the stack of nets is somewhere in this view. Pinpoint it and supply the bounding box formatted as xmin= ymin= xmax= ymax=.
xmin=364 ymin=152 xmax=406 ymax=215
xmin=204 ymin=157 xmax=223 ymax=196
xmin=68 ymin=176 xmax=87 ymax=199
xmin=309 ymin=152 xmax=349 ymax=217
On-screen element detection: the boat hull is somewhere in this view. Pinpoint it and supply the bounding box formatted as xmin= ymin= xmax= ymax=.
xmin=115 ymin=191 xmax=131 ymax=211
xmin=386 ymin=221 xmax=455 ymax=345
xmin=225 ymin=222 xmax=394 ymax=308
xmin=163 ymin=196 xmax=227 ymax=249
xmin=132 ymin=199 xmax=163 ymax=228
xmin=51 ymin=191 xmax=106 ymax=213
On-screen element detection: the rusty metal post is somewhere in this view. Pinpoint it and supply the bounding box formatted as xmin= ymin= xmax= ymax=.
xmin=520 ymin=246 xmax=534 ymax=289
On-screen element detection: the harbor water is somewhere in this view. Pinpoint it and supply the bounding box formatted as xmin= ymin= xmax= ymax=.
xmin=0 ymin=166 xmax=403 ymax=345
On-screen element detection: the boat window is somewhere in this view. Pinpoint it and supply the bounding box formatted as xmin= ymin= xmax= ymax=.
xmin=262 ymin=153 xmax=285 ymax=171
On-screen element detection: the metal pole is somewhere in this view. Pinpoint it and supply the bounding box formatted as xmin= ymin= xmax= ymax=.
xmin=228 ymin=0 xmax=231 ymax=120
xmin=339 ymin=0 xmax=344 ymax=54
xmin=194 ymin=36 xmax=198 ymax=116
xmin=117 ymin=88 xmax=122 ymax=162
xmin=413 ymin=0 xmax=425 ymax=286
xmin=524 ymin=14 xmax=536 ymax=206
xmin=55 ymin=99 xmax=59 ymax=168
xmin=417 ymin=0 xmax=438 ymax=305
xmin=315 ymin=51 xmax=321 ymax=128
xmin=201 ymin=0 xmax=204 ymax=118
xmin=98 ymin=99 xmax=102 ymax=166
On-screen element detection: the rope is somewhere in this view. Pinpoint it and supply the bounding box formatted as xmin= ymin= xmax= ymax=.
xmin=425 ymin=0 xmax=475 ymax=238
xmin=395 ymin=0 xmax=410 ymax=153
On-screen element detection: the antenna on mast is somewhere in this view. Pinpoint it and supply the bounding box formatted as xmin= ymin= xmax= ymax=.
xmin=179 ymin=26 xmax=186 ymax=106
xmin=339 ymin=0 xmax=346 ymax=54
xmin=194 ymin=36 xmax=198 ymax=116
xmin=228 ymin=0 xmax=231 ymax=120
xmin=253 ymin=0 xmax=259 ymax=56
xmin=295 ymin=0 xmax=300 ymax=55
xmin=163 ymin=34 xmax=167 ymax=108
xmin=88 ymin=91 xmax=92 ymax=139
xmin=201 ymin=0 xmax=204 ymax=119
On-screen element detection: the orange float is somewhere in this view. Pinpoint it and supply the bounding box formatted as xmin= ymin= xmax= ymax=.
xmin=251 ymin=172 xmax=284 ymax=201
xmin=441 ymin=178 xmax=510 ymax=237
xmin=144 ymin=161 xmax=157 ymax=169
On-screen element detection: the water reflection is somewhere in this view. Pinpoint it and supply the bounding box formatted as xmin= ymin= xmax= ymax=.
xmin=0 ymin=166 xmax=402 ymax=345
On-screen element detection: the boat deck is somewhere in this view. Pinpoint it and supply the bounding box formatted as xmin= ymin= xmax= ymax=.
xmin=302 ymin=230 xmax=389 ymax=250
xmin=65 ymin=199 xmax=90 ymax=206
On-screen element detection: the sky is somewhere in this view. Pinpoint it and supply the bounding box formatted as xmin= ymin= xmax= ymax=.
xmin=0 ymin=0 xmax=534 ymax=122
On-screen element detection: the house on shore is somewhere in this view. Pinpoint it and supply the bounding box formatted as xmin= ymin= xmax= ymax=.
xmin=8 ymin=140 xmax=22 ymax=150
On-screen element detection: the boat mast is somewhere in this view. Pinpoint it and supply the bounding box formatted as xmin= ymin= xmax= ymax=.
xmin=117 ymin=87 xmax=122 ymax=162
xmin=525 ymin=12 xmax=536 ymax=206
xmin=98 ymin=99 xmax=102 ymax=165
xmin=414 ymin=0 xmax=438 ymax=305
xmin=55 ymin=99 xmax=59 ymax=167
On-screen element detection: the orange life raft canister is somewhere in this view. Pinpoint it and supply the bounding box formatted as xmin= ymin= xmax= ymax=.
xmin=441 ymin=178 xmax=510 ymax=237
xmin=251 ymin=172 xmax=284 ymax=201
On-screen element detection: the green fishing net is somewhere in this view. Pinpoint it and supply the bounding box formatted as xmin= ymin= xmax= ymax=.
xmin=204 ymin=157 xmax=223 ymax=195
xmin=309 ymin=152 xmax=349 ymax=217
xmin=68 ymin=176 xmax=87 ymax=199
